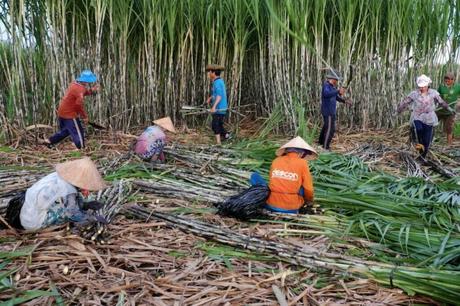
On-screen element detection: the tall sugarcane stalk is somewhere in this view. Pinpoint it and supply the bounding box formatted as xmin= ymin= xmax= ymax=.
xmin=1 ymin=1 xmax=460 ymax=132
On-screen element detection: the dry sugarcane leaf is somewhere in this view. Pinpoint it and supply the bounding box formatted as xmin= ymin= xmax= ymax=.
xmin=66 ymin=239 xmax=87 ymax=252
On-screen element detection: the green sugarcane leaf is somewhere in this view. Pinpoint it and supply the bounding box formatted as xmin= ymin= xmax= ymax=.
xmin=0 ymin=290 xmax=57 ymax=306
xmin=434 ymin=230 xmax=452 ymax=268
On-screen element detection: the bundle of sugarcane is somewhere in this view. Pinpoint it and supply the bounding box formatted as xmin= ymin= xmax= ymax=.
xmin=75 ymin=180 xmax=132 ymax=244
xmin=399 ymin=151 xmax=429 ymax=178
xmin=215 ymin=185 xmax=270 ymax=220
xmin=133 ymin=178 xmax=236 ymax=204
xmin=101 ymin=151 xmax=134 ymax=176
xmin=124 ymin=205 xmax=460 ymax=304
xmin=180 ymin=105 xmax=248 ymax=117
xmin=180 ymin=105 xmax=209 ymax=116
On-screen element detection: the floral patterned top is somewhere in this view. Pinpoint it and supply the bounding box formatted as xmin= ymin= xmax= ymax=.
xmin=398 ymin=89 xmax=449 ymax=126
xmin=134 ymin=125 xmax=166 ymax=160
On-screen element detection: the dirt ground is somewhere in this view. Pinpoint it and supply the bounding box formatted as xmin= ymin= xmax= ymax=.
xmin=0 ymin=124 xmax=455 ymax=305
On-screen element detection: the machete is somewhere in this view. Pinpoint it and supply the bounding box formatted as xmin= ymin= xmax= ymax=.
xmin=87 ymin=121 xmax=107 ymax=130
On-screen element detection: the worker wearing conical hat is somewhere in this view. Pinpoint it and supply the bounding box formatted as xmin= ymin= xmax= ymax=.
xmin=134 ymin=117 xmax=176 ymax=163
xmin=265 ymin=136 xmax=317 ymax=213
xmin=45 ymin=70 xmax=100 ymax=149
xmin=6 ymin=157 xmax=107 ymax=230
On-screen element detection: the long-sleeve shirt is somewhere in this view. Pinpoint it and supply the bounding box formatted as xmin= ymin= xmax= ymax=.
xmin=266 ymin=153 xmax=314 ymax=211
xmin=57 ymin=82 xmax=93 ymax=119
xmin=397 ymin=89 xmax=449 ymax=126
xmin=20 ymin=172 xmax=85 ymax=230
xmin=321 ymin=81 xmax=345 ymax=116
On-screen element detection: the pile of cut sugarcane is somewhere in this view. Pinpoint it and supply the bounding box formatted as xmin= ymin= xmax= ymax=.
xmin=104 ymin=140 xmax=460 ymax=303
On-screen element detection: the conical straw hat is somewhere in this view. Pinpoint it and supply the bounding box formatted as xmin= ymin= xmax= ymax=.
xmin=56 ymin=157 xmax=107 ymax=191
xmin=276 ymin=136 xmax=318 ymax=160
xmin=153 ymin=117 xmax=176 ymax=133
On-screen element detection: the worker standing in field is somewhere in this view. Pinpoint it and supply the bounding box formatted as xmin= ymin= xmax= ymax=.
xmin=44 ymin=70 xmax=99 ymax=149
xmin=318 ymin=69 xmax=351 ymax=151
xmin=398 ymin=74 xmax=454 ymax=159
xmin=206 ymin=64 xmax=231 ymax=145
xmin=134 ymin=117 xmax=176 ymax=163
xmin=5 ymin=157 xmax=106 ymax=230
xmin=437 ymin=72 xmax=460 ymax=145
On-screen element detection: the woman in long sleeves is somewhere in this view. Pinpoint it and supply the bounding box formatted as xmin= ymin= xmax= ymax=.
xmin=398 ymin=74 xmax=454 ymax=158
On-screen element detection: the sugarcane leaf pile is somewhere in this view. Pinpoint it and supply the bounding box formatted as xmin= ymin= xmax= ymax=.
xmin=125 ymin=204 xmax=460 ymax=304
xmin=106 ymin=142 xmax=460 ymax=264
xmin=0 ymin=246 xmax=61 ymax=304
xmin=103 ymin=139 xmax=460 ymax=302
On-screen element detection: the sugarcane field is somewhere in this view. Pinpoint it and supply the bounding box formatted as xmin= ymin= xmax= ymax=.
xmin=2 ymin=1 xmax=460 ymax=305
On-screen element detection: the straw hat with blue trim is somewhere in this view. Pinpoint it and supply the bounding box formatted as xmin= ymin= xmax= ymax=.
xmin=76 ymin=70 xmax=98 ymax=83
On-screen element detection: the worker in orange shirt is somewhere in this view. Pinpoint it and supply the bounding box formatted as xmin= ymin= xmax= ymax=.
xmin=250 ymin=136 xmax=317 ymax=214
xmin=45 ymin=70 xmax=99 ymax=149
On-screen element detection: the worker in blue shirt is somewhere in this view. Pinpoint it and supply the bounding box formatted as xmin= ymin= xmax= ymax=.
xmin=318 ymin=69 xmax=351 ymax=150
xmin=206 ymin=64 xmax=231 ymax=145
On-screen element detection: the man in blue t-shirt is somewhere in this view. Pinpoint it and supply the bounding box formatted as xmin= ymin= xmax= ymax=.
xmin=206 ymin=64 xmax=230 ymax=144
xmin=318 ymin=69 xmax=351 ymax=150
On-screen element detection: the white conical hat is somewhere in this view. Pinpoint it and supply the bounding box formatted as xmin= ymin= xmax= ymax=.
xmin=56 ymin=157 xmax=107 ymax=191
xmin=153 ymin=117 xmax=176 ymax=133
xmin=276 ymin=136 xmax=318 ymax=160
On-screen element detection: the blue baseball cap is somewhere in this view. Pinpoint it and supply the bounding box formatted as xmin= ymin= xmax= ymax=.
xmin=76 ymin=70 xmax=97 ymax=83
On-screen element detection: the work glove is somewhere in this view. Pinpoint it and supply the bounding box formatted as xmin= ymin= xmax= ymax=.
xmin=299 ymin=202 xmax=315 ymax=215
xmin=80 ymin=200 xmax=105 ymax=211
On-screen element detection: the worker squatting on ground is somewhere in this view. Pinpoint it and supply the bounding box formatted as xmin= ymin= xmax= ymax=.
xmin=318 ymin=69 xmax=352 ymax=151
xmin=134 ymin=117 xmax=176 ymax=163
xmin=5 ymin=158 xmax=107 ymax=230
xmin=437 ymin=72 xmax=460 ymax=146
xmin=398 ymin=74 xmax=454 ymax=159
xmin=44 ymin=70 xmax=99 ymax=149
xmin=250 ymin=136 xmax=317 ymax=214
xmin=206 ymin=64 xmax=231 ymax=145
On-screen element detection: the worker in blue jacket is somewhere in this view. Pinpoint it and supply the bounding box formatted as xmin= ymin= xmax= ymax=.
xmin=318 ymin=69 xmax=351 ymax=150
